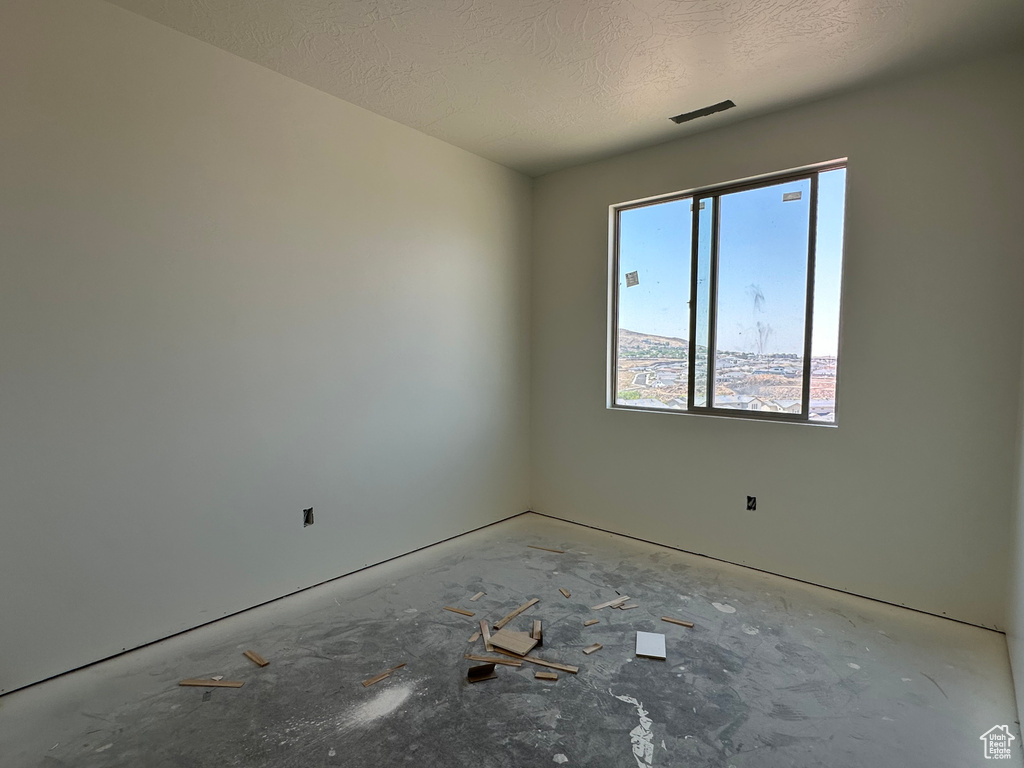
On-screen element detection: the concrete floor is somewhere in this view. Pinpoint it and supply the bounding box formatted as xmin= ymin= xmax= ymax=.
xmin=1 ymin=513 xmax=1019 ymax=767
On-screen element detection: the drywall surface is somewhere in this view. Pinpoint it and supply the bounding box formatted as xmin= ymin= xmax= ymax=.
xmin=530 ymin=47 xmax=1024 ymax=629
xmin=1007 ymin=331 xmax=1024 ymax=716
xmin=0 ymin=0 xmax=530 ymax=693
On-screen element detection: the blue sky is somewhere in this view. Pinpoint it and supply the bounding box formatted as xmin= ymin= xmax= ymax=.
xmin=617 ymin=168 xmax=846 ymax=358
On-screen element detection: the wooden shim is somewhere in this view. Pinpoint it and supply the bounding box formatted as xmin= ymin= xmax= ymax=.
xmin=489 ymin=628 xmax=538 ymax=656
xmin=468 ymin=631 xmax=481 ymax=643
xmin=444 ymin=606 xmax=475 ymax=617
xmin=618 ymin=604 xmax=639 ymax=610
xmin=559 ymin=588 xmax=571 ymax=599
xmin=361 ymin=671 xmax=391 ymax=688
xmin=583 ymin=643 xmax=602 ymax=655
xmin=469 ymin=591 xmax=485 ymax=602
xmin=491 ymin=648 xmax=579 ymax=674
xmin=480 ymin=620 xmax=494 ymax=652
xmin=361 ymin=663 xmax=407 ymax=688
xmin=243 ymin=650 xmax=269 ymax=667
xmin=583 ymin=619 xmax=599 ymax=627
xmin=467 ymin=663 xmax=498 ymax=683
xmin=531 ymin=619 xmax=542 ymax=646
xmin=591 ymin=595 xmax=629 ymax=610
xmin=535 ymin=671 xmax=559 ymax=681
xmin=464 ymin=654 xmax=522 ymax=667
xmin=661 ymin=617 xmax=694 ymax=628
xmin=528 ymin=545 xmax=565 ymax=554
xmin=179 ymin=679 xmax=244 ymax=688
xmin=493 ymin=598 xmax=539 ymax=630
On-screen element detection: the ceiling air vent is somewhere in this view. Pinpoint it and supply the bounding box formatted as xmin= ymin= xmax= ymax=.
xmin=669 ymin=100 xmax=736 ymax=124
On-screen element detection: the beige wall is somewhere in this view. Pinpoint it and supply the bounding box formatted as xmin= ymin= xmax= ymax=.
xmin=0 ymin=0 xmax=531 ymax=693
xmin=530 ymin=48 xmax=1024 ymax=629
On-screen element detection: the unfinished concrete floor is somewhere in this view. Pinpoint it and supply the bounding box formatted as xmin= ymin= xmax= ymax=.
xmin=0 ymin=513 xmax=1019 ymax=767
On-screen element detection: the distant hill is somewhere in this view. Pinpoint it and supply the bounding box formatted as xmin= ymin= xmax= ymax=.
xmin=618 ymin=328 xmax=688 ymax=346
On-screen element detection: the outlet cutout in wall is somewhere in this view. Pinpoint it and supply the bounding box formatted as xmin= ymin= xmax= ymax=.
xmin=746 ymin=496 xmax=756 ymax=511
xmin=303 ymin=507 xmax=314 ymax=527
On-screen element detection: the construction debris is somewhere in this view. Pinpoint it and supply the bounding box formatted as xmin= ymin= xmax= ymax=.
xmin=583 ymin=619 xmax=599 ymax=627
xmin=591 ymin=595 xmax=629 ymax=610
xmin=493 ymin=598 xmax=539 ymax=629
xmin=467 ymin=663 xmax=498 ymax=683
xmin=489 ymin=628 xmax=538 ymax=656
xmin=661 ymin=616 xmax=694 ymax=628
xmin=535 ymin=671 xmax=559 ymax=681
xmin=243 ymin=650 xmax=269 ymax=667
xmin=468 ymin=631 xmax=481 ymax=643
xmin=582 ymin=643 xmax=602 ymax=655
xmin=464 ymin=654 xmax=522 ymax=667
xmin=527 ymin=545 xmax=565 ymax=553
xmin=361 ymin=663 xmax=407 ymax=688
xmin=480 ymin=620 xmax=494 ymax=652
xmin=491 ymin=648 xmax=579 ymax=674
xmin=531 ymin=619 xmax=543 ymax=647
xmin=179 ymin=679 xmax=244 ymax=688
xmin=636 ymin=632 xmax=666 ymax=660
xmin=444 ymin=606 xmax=475 ymax=617
xmin=618 ymin=604 xmax=639 ymax=610
xmin=469 ymin=592 xmax=485 ymax=602
xmin=559 ymin=588 xmax=571 ymax=598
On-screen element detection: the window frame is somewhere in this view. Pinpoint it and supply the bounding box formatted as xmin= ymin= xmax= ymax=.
xmin=608 ymin=159 xmax=847 ymax=425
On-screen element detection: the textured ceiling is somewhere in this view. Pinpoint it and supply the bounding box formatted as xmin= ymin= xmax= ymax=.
xmin=106 ymin=0 xmax=1024 ymax=176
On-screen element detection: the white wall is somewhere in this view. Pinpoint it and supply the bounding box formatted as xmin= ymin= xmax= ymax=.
xmin=0 ymin=0 xmax=531 ymax=694
xmin=530 ymin=48 xmax=1024 ymax=629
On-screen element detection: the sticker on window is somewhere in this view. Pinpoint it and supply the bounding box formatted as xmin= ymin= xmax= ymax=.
xmin=625 ymin=271 xmax=639 ymax=287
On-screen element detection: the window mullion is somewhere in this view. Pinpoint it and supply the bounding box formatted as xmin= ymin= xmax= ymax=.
xmin=801 ymin=173 xmax=819 ymax=419
xmin=686 ymin=198 xmax=699 ymax=409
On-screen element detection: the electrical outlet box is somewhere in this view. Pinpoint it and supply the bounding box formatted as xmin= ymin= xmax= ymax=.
xmin=746 ymin=496 xmax=756 ymax=511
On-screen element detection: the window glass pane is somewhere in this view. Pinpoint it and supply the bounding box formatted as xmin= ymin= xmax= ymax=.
xmin=615 ymin=199 xmax=692 ymax=409
xmin=809 ymin=168 xmax=846 ymax=422
xmin=712 ymin=179 xmax=811 ymax=413
xmin=692 ymin=197 xmax=712 ymax=407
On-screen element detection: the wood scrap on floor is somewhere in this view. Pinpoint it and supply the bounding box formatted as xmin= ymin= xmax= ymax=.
xmin=535 ymin=671 xmax=558 ymax=681
xmin=491 ymin=648 xmax=579 ymax=674
xmin=488 ymin=628 xmax=538 ymax=656
xmin=444 ymin=606 xmax=475 ymax=617
xmin=464 ymin=654 xmax=523 ymax=667
xmin=661 ymin=616 xmax=694 ymax=628
xmin=635 ymin=631 xmax=667 ymax=660
xmin=559 ymin=588 xmax=571 ymax=598
xmin=527 ymin=545 xmax=565 ymax=553
xmin=591 ymin=595 xmax=629 ymax=610
xmin=361 ymin=663 xmax=407 ymax=688
xmin=583 ymin=619 xmax=599 ymax=626
xmin=468 ymin=631 xmax=481 ymax=643
xmin=493 ymin=598 xmax=539 ymax=629
xmin=582 ymin=643 xmax=602 ymax=655
xmin=531 ymin=619 xmax=542 ymax=646
xmin=618 ymin=604 xmax=639 ymax=610
xmin=467 ymin=663 xmax=498 ymax=683
xmin=179 ymin=679 xmax=244 ymax=688
xmin=480 ymin=620 xmax=494 ymax=652
xmin=469 ymin=591 xmax=485 ymax=602
xmin=242 ymin=650 xmax=269 ymax=667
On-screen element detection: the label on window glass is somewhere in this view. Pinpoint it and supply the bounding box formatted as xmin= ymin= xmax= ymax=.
xmin=782 ymin=191 xmax=802 ymax=202
xmin=625 ymin=271 xmax=639 ymax=287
